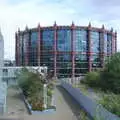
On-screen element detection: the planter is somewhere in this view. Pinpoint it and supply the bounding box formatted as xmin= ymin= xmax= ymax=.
xmin=21 ymin=89 xmax=56 ymax=114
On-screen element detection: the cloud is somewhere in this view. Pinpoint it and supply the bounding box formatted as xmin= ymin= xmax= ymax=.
xmin=90 ymin=0 xmax=120 ymax=7
xmin=0 ymin=0 xmax=119 ymax=60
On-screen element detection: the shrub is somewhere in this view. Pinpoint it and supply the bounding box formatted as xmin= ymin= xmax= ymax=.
xmin=99 ymin=53 xmax=120 ymax=93
xmin=99 ymin=93 xmax=120 ymax=117
xmin=17 ymin=67 xmax=55 ymax=111
xmin=82 ymin=53 xmax=120 ymax=93
xmin=82 ymin=71 xmax=100 ymax=87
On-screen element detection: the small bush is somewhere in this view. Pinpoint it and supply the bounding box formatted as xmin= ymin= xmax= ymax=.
xmin=82 ymin=72 xmax=100 ymax=87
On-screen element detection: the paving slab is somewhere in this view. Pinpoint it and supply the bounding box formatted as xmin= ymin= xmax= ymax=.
xmin=1 ymin=85 xmax=82 ymax=120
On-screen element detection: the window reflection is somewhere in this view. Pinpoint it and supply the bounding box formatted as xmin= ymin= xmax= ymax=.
xmin=75 ymin=29 xmax=87 ymax=52
xmin=57 ymin=29 xmax=71 ymax=51
xmin=42 ymin=30 xmax=54 ymax=51
xmin=91 ymin=31 xmax=100 ymax=53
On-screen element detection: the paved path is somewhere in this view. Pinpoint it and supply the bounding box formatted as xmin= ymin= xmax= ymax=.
xmin=5 ymin=86 xmax=28 ymax=117
xmin=1 ymin=85 xmax=82 ymax=120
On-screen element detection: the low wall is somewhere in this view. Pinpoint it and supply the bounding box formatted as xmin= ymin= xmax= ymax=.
xmin=61 ymin=82 xmax=120 ymax=120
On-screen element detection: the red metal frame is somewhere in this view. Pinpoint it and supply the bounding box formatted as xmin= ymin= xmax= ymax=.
xmin=71 ymin=22 xmax=75 ymax=82
xmin=88 ymin=23 xmax=92 ymax=72
xmin=17 ymin=31 xmax=20 ymax=66
xmin=38 ymin=24 xmax=41 ymax=66
xmin=101 ymin=26 xmax=105 ymax=67
xmin=25 ymin=32 xmax=29 ymax=66
xmin=15 ymin=32 xmax=18 ymax=66
xmin=112 ymin=33 xmax=114 ymax=54
xmin=54 ymin=22 xmax=57 ymax=77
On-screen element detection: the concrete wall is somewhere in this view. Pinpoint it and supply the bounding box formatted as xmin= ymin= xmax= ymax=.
xmin=61 ymin=82 xmax=120 ymax=120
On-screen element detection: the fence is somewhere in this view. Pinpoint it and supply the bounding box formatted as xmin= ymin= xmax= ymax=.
xmin=60 ymin=80 xmax=120 ymax=120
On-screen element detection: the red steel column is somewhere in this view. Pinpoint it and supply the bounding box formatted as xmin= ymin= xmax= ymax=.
xmin=112 ymin=33 xmax=115 ymax=54
xmin=17 ymin=28 xmax=20 ymax=66
xmin=88 ymin=23 xmax=92 ymax=72
xmin=15 ymin=32 xmax=18 ymax=66
xmin=25 ymin=26 xmax=29 ymax=66
xmin=38 ymin=23 xmax=41 ymax=66
xmin=101 ymin=25 xmax=105 ymax=67
xmin=71 ymin=22 xmax=75 ymax=83
xmin=54 ymin=22 xmax=57 ymax=78
xmin=111 ymin=28 xmax=114 ymax=54
xmin=115 ymin=31 xmax=117 ymax=53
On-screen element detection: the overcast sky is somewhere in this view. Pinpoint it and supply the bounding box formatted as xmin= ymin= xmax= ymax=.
xmin=0 ymin=0 xmax=120 ymax=60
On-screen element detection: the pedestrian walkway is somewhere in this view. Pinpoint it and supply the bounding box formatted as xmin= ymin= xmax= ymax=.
xmin=4 ymin=86 xmax=28 ymax=117
xmin=1 ymin=85 xmax=82 ymax=120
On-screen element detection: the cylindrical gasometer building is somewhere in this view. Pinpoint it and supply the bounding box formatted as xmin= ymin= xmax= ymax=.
xmin=15 ymin=22 xmax=117 ymax=78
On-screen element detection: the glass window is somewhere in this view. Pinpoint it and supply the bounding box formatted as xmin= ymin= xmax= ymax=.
xmin=107 ymin=34 xmax=112 ymax=54
xmin=104 ymin=33 xmax=107 ymax=53
xmin=30 ymin=32 xmax=38 ymax=66
xmin=75 ymin=54 xmax=87 ymax=62
xmin=91 ymin=55 xmax=100 ymax=67
xmin=75 ymin=29 xmax=87 ymax=52
xmin=19 ymin=35 xmax=24 ymax=65
xmin=91 ymin=31 xmax=100 ymax=53
xmin=57 ymin=29 xmax=71 ymax=51
xmin=42 ymin=30 xmax=54 ymax=51
xmin=75 ymin=54 xmax=88 ymax=69
xmin=91 ymin=55 xmax=100 ymax=62
xmin=31 ymin=32 xmax=38 ymax=48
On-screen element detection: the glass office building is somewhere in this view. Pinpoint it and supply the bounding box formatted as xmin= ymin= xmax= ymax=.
xmin=15 ymin=22 xmax=117 ymax=78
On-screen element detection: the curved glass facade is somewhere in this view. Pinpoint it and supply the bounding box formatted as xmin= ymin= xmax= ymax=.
xmin=16 ymin=25 xmax=116 ymax=78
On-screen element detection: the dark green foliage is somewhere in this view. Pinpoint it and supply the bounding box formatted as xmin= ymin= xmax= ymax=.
xmin=17 ymin=67 xmax=54 ymax=110
xmin=17 ymin=68 xmax=43 ymax=97
xmin=81 ymin=71 xmax=100 ymax=87
xmin=82 ymin=53 xmax=120 ymax=93
xmin=99 ymin=93 xmax=120 ymax=117
xmin=100 ymin=52 xmax=120 ymax=93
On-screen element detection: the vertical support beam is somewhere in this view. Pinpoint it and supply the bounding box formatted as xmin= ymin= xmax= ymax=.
xmin=111 ymin=28 xmax=114 ymax=54
xmin=71 ymin=22 xmax=75 ymax=83
xmin=38 ymin=23 xmax=41 ymax=66
xmin=100 ymin=25 xmax=105 ymax=67
xmin=25 ymin=25 xmax=29 ymax=66
xmin=15 ymin=32 xmax=18 ymax=66
xmin=115 ymin=31 xmax=117 ymax=53
xmin=88 ymin=22 xmax=92 ymax=72
xmin=54 ymin=22 xmax=57 ymax=78
xmin=17 ymin=28 xmax=20 ymax=66
xmin=113 ymin=33 xmax=116 ymax=54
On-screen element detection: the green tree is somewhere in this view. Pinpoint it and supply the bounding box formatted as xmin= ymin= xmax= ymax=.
xmin=100 ymin=52 xmax=120 ymax=93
